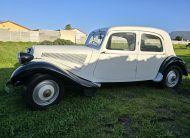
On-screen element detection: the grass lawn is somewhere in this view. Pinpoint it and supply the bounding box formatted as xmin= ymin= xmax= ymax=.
xmin=0 ymin=42 xmax=189 ymax=138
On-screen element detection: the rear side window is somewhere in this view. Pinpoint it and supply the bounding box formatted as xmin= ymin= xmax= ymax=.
xmin=141 ymin=34 xmax=163 ymax=52
xmin=107 ymin=32 xmax=136 ymax=51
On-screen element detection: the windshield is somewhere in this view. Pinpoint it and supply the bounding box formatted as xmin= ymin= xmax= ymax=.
xmin=85 ymin=31 xmax=105 ymax=48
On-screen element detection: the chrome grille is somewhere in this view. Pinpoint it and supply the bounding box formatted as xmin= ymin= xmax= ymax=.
xmin=41 ymin=53 xmax=87 ymax=65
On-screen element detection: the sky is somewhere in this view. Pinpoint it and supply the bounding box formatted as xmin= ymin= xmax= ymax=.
xmin=0 ymin=0 xmax=190 ymax=33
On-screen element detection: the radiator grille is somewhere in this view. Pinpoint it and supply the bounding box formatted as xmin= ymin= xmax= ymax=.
xmin=41 ymin=53 xmax=87 ymax=65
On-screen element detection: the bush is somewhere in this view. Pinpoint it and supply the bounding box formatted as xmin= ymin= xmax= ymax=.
xmin=53 ymin=39 xmax=74 ymax=45
xmin=175 ymin=36 xmax=183 ymax=41
xmin=186 ymin=43 xmax=190 ymax=48
xmin=39 ymin=39 xmax=74 ymax=45
xmin=38 ymin=40 xmax=53 ymax=45
xmin=65 ymin=24 xmax=72 ymax=30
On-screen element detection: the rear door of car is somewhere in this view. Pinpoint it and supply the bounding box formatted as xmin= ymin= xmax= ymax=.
xmin=136 ymin=31 xmax=166 ymax=81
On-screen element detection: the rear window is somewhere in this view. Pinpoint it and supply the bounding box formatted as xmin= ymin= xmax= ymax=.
xmin=140 ymin=34 xmax=163 ymax=52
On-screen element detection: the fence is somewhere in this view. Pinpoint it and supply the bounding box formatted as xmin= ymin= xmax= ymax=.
xmin=39 ymin=30 xmax=60 ymax=42
xmin=172 ymin=40 xmax=190 ymax=45
xmin=0 ymin=29 xmax=87 ymax=44
xmin=0 ymin=29 xmax=39 ymax=42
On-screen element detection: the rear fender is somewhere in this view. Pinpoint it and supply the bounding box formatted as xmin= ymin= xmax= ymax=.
xmin=159 ymin=56 xmax=188 ymax=76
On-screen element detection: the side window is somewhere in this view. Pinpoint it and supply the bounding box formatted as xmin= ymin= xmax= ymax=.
xmin=141 ymin=34 xmax=163 ymax=52
xmin=107 ymin=32 xmax=136 ymax=51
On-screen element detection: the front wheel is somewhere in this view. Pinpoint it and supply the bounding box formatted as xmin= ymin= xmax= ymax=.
xmin=162 ymin=66 xmax=182 ymax=88
xmin=24 ymin=74 xmax=64 ymax=110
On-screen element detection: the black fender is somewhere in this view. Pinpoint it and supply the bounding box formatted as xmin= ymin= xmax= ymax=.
xmin=159 ymin=56 xmax=188 ymax=76
xmin=8 ymin=61 xmax=100 ymax=88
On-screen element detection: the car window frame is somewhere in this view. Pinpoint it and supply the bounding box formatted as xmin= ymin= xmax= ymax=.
xmin=85 ymin=30 xmax=106 ymax=50
xmin=105 ymin=31 xmax=137 ymax=52
xmin=139 ymin=32 xmax=165 ymax=54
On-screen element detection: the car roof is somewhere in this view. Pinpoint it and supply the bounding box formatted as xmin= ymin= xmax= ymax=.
xmin=92 ymin=26 xmax=174 ymax=55
xmin=93 ymin=26 xmax=168 ymax=35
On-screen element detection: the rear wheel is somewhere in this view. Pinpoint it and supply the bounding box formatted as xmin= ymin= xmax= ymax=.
xmin=162 ymin=66 xmax=182 ymax=88
xmin=24 ymin=74 xmax=64 ymax=110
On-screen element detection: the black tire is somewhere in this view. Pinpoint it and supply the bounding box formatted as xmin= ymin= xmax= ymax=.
xmin=83 ymin=88 xmax=97 ymax=97
xmin=24 ymin=74 xmax=64 ymax=110
xmin=161 ymin=65 xmax=182 ymax=88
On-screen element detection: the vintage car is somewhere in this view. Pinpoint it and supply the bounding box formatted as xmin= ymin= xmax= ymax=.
xmin=6 ymin=26 xmax=188 ymax=109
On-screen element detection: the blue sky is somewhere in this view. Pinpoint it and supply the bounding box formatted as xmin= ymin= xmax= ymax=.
xmin=0 ymin=0 xmax=190 ymax=33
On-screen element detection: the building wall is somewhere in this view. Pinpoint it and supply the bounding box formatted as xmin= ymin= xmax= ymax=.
xmin=60 ymin=30 xmax=76 ymax=42
xmin=71 ymin=29 xmax=87 ymax=44
xmin=71 ymin=29 xmax=87 ymax=38
xmin=0 ymin=22 xmax=29 ymax=31
xmin=60 ymin=29 xmax=87 ymax=44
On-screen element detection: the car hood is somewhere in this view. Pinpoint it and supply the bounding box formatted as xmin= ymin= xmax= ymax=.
xmin=31 ymin=45 xmax=93 ymax=69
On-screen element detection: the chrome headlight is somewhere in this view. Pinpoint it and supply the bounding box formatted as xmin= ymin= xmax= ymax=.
xmin=17 ymin=52 xmax=34 ymax=64
xmin=26 ymin=48 xmax=33 ymax=54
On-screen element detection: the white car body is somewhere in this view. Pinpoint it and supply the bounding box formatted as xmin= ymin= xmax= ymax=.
xmin=8 ymin=26 xmax=188 ymax=109
xmin=31 ymin=26 xmax=175 ymax=83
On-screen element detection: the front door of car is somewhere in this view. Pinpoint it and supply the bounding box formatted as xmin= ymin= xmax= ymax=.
xmin=136 ymin=32 xmax=166 ymax=81
xmin=93 ymin=32 xmax=138 ymax=82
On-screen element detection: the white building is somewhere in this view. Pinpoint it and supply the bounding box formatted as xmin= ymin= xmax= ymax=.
xmin=60 ymin=28 xmax=87 ymax=44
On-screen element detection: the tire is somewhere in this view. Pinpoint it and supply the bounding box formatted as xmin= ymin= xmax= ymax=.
xmin=24 ymin=74 xmax=64 ymax=110
xmin=162 ymin=65 xmax=182 ymax=88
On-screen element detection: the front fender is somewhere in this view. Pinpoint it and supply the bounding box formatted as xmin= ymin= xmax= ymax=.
xmin=159 ymin=56 xmax=188 ymax=76
xmin=8 ymin=61 xmax=100 ymax=88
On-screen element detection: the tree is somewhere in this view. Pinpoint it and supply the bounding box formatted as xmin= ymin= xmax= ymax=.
xmin=65 ymin=24 xmax=72 ymax=30
xmin=175 ymin=36 xmax=183 ymax=41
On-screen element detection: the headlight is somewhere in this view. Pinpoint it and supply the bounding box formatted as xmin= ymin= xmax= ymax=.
xmin=17 ymin=52 xmax=34 ymax=64
xmin=26 ymin=48 xmax=31 ymax=53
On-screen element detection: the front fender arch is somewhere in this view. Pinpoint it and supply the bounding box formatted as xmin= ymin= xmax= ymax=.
xmin=159 ymin=56 xmax=188 ymax=76
xmin=10 ymin=62 xmax=100 ymax=88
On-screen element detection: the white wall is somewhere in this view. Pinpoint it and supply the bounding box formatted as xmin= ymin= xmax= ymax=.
xmin=172 ymin=40 xmax=189 ymax=45
xmin=0 ymin=28 xmax=87 ymax=44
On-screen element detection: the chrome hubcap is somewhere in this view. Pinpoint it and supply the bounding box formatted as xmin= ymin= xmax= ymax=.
xmin=32 ymin=80 xmax=59 ymax=106
xmin=166 ymin=70 xmax=179 ymax=88
xmin=43 ymin=89 xmax=52 ymax=97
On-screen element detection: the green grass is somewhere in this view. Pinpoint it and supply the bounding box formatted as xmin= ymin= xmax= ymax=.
xmin=0 ymin=42 xmax=190 ymax=138
xmin=174 ymin=44 xmax=190 ymax=69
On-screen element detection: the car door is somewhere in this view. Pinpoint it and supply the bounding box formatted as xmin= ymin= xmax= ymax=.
xmin=93 ymin=31 xmax=138 ymax=82
xmin=136 ymin=32 xmax=166 ymax=81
